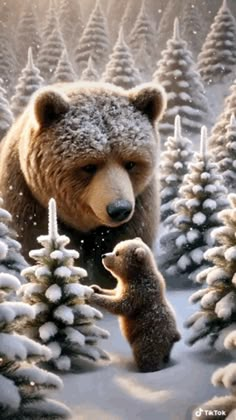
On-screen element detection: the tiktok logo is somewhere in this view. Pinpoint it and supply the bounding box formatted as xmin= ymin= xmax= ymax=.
xmin=194 ymin=407 xmax=226 ymax=417
xmin=195 ymin=408 xmax=203 ymax=417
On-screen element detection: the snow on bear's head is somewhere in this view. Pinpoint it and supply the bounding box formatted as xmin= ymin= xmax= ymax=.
xmin=20 ymin=82 xmax=166 ymax=232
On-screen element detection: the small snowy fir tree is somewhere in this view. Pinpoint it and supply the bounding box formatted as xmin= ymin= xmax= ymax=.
xmin=80 ymin=57 xmax=99 ymax=82
xmin=160 ymin=115 xmax=193 ymax=222
xmin=186 ymin=193 xmax=236 ymax=349
xmin=128 ymin=1 xmax=156 ymax=67
xmin=153 ymin=18 xmax=209 ymax=138
xmin=193 ymin=330 xmax=236 ymax=419
xmin=17 ymin=2 xmax=41 ymax=66
xmin=0 ymin=272 xmax=70 ymax=419
xmin=182 ymin=1 xmax=203 ymax=58
xmin=103 ymin=28 xmax=141 ymax=89
xmin=159 ymin=127 xmax=228 ymax=283
xmin=0 ymin=80 xmax=14 ymax=140
xmin=198 ymin=0 xmax=236 ymax=84
xmin=42 ymin=0 xmax=58 ymax=41
xmin=209 ymin=79 xmax=236 ymax=157
xmin=20 ymin=199 xmax=109 ymax=371
xmin=74 ymin=0 xmax=110 ymax=74
xmin=53 ymin=49 xmax=76 ymax=83
xmin=217 ymin=113 xmax=236 ymax=192
xmin=0 ymin=198 xmax=27 ymax=281
xmin=11 ymin=48 xmax=44 ymax=118
xmin=37 ymin=25 xmax=66 ymax=82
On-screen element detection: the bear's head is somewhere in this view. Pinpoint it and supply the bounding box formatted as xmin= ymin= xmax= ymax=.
xmin=101 ymin=237 xmax=154 ymax=282
xmin=20 ymin=82 xmax=166 ymax=232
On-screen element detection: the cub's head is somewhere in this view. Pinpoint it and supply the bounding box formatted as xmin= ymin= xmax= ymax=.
xmin=102 ymin=237 xmax=154 ymax=282
xmin=20 ymin=82 xmax=166 ymax=232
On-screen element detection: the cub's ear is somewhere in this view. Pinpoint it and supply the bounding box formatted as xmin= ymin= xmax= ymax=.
xmin=33 ymin=89 xmax=70 ymax=127
xmin=134 ymin=247 xmax=146 ymax=262
xmin=128 ymin=83 xmax=167 ymax=123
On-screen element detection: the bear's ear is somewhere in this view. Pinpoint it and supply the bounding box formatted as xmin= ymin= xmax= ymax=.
xmin=128 ymin=83 xmax=167 ymax=123
xmin=33 ymin=89 xmax=70 ymax=127
xmin=134 ymin=247 xmax=146 ymax=262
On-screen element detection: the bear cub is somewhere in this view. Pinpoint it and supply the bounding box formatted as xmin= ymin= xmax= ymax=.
xmin=89 ymin=238 xmax=181 ymax=372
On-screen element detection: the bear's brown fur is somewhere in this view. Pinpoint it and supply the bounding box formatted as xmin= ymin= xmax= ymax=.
xmin=0 ymin=82 xmax=166 ymax=286
xmin=90 ymin=238 xmax=181 ymax=372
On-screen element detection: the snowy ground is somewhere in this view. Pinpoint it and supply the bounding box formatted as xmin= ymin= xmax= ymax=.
xmin=56 ymin=290 xmax=232 ymax=420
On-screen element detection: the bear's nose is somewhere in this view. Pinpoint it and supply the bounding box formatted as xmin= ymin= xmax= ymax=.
xmin=107 ymin=200 xmax=132 ymax=222
xmin=101 ymin=254 xmax=106 ymax=259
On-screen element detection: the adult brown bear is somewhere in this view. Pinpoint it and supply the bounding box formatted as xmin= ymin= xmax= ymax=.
xmin=0 ymin=82 xmax=166 ymax=286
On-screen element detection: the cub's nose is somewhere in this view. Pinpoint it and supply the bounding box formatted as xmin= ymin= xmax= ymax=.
xmin=101 ymin=254 xmax=106 ymax=259
xmin=107 ymin=200 xmax=132 ymax=222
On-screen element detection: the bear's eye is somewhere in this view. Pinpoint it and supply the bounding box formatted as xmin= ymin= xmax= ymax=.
xmin=125 ymin=161 xmax=136 ymax=171
xmin=81 ymin=164 xmax=97 ymax=174
xmin=115 ymin=251 xmax=120 ymax=257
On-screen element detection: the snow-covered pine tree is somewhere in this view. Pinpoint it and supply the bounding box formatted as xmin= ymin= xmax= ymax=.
xmin=153 ymin=18 xmax=209 ymax=138
xmin=193 ymin=329 xmax=236 ymax=419
xmin=0 ymin=271 xmax=70 ymax=419
xmin=17 ymin=1 xmax=41 ymax=66
xmin=19 ymin=198 xmax=109 ymax=371
xmin=11 ymin=48 xmax=44 ymax=118
xmin=42 ymin=0 xmax=58 ymax=41
xmin=80 ymin=57 xmax=99 ymax=82
xmin=128 ymin=1 xmax=156 ymax=68
xmin=186 ymin=193 xmax=236 ymax=349
xmin=209 ymin=79 xmax=236 ymax=158
xmin=217 ymin=113 xmax=236 ymax=192
xmin=159 ymin=126 xmax=228 ymax=283
xmin=0 ymin=197 xmax=27 ymax=281
xmin=160 ymin=115 xmax=193 ymax=222
xmin=103 ymin=28 xmax=141 ymax=89
xmin=0 ymin=80 xmax=14 ymax=140
xmin=37 ymin=25 xmax=66 ymax=82
xmin=198 ymin=0 xmax=236 ymax=84
xmin=74 ymin=0 xmax=110 ymax=74
xmin=53 ymin=49 xmax=76 ymax=83
xmin=182 ymin=1 xmax=203 ymax=58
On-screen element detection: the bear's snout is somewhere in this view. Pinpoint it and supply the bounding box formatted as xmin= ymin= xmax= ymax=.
xmin=101 ymin=252 xmax=115 ymax=271
xmin=106 ymin=200 xmax=133 ymax=222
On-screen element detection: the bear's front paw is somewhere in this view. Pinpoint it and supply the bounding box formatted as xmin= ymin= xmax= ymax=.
xmin=91 ymin=284 xmax=103 ymax=294
xmin=88 ymin=293 xmax=100 ymax=304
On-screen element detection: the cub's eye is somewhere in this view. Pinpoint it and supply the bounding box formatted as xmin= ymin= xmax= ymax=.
xmin=125 ymin=161 xmax=136 ymax=171
xmin=115 ymin=251 xmax=120 ymax=257
xmin=81 ymin=164 xmax=97 ymax=174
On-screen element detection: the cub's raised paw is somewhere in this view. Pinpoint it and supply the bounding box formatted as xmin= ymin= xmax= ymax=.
xmin=90 ymin=284 xmax=103 ymax=294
